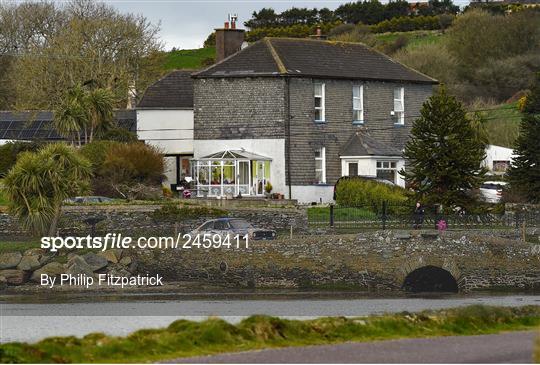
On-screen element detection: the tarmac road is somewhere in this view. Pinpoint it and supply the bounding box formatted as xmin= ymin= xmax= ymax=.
xmin=171 ymin=330 xmax=539 ymax=364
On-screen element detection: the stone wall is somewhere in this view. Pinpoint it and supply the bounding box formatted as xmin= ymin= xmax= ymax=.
xmin=287 ymin=79 xmax=434 ymax=186
xmin=193 ymin=77 xmax=286 ymax=140
xmin=132 ymin=231 xmax=540 ymax=292
xmin=0 ymin=204 xmax=309 ymax=238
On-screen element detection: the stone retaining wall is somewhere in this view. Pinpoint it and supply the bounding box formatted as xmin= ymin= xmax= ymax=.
xmin=0 ymin=204 xmax=309 ymax=237
xmin=133 ymin=231 xmax=540 ymax=292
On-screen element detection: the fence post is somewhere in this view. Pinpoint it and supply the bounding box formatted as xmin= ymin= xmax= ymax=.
xmin=382 ymin=201 xmax=388 ymax=230
xmin=330 ymin=204 xmax=334 ymax=228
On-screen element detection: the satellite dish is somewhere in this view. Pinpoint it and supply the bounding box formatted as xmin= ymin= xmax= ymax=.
xmin=241 ymin=41 xmax=249 ymax=50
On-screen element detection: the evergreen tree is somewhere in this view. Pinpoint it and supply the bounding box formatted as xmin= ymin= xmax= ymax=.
xmin=506 ymin=73 xmax=540 ymax=203
xmin=401 ymin=87 xmax=487 ymax=208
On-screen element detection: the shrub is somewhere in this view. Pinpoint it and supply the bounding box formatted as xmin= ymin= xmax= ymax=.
xmin=102 ymin=142 xmax=164 ymax=185
xmin=0 ymin=141 xmax=44 ymax=177
xmin=335 ymin=178 xmax=408 ymax=212
xmin=245 ymin=22 xmax=341 ymax=42
xmin=151 ymin=203 xmax=226 ymax=222
xmin=331 ymin=24 xmax=376 ymax=46
xmin=162 ymin=186 xmax=173 ymax=198
xmin=327 ymin=23 xmax=355 ymax=37
xmin=382 ymin=35 xmax=409 ymax=54
xmin=83 ymin=142 xmax=165 ymax=199
xmin=394 ymin=42 xmax=460 ymax=95
xmin=79 ymin=140 xmax=123 ymax=171
xmin=371 ymin=16 xmax=443 ymax=33
xmin=99 ymin=127 xmax=138 ymax=143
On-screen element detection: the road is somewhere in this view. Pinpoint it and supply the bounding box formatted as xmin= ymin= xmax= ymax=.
xmin=170 ymin=330 xmax=539 ymax=363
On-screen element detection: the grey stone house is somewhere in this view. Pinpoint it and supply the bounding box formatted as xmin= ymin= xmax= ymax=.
xmin=191 ymin=37 xmax=437 ymax=203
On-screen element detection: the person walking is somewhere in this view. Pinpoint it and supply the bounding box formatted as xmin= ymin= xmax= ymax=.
xmin=413 ymin=202 xmax=425 ymax=229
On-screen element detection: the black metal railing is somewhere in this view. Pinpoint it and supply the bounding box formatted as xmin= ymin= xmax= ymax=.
xmin=308 ymin=203 xmax=539 ymax=230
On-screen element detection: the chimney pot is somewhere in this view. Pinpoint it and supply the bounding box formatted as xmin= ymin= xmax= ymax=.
xmin=215 ymin=15 xmax=245 ymax=62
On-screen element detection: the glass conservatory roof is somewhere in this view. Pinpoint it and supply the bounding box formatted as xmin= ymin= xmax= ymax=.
xmin=199 ymin=149 xmax=272 ymax=161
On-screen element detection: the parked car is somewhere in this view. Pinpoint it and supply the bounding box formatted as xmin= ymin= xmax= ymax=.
xmin=191 ymin=218 xmax=276 ymax=240
xmin=333 ymin=175 xmax=396 ymax=200
xmin=479 ymin=181 xmax=507 ymax=203
xmin=65 ymin=196 xmax=115 ymax=204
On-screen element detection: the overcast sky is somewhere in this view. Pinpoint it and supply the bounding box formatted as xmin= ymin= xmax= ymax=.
xmin=107 ymin=0 xmax=471 ymax=50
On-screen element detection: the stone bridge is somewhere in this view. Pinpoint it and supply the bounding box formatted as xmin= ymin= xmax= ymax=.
xmin=136 ymin=231 xmax=540 ymax=292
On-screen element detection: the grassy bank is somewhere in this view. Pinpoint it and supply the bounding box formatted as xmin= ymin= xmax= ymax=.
xmin=478 ymin=102 xmax=522 ymax=148
xmin=0 ymin=241 xmax=40 ymax=254
xmin=1 ymin=305 xmax=539 ymax=363
xmin=162 ymin=47 xmax=215 ymax=70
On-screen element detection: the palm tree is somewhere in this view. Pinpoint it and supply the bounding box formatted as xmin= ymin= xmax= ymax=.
xmin=3 ymin=143 xmax=92 ymax=236
xmin=54 ymin=85 xmax=87 ymax=146
xmin=85 ymin=88 xmax=115 ymax=142
xmin=54 ymin=84 xmax=116 ymax=145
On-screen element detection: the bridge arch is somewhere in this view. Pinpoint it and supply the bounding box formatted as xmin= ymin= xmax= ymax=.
xmin=398 ymin=256 xmax=463 ymax=292
xmin=402 ymin=265 xmax=459 ymax=293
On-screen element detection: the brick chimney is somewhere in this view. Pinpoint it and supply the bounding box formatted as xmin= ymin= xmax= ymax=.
xmin=215 ymin=14 xmax=245 ymax=62
xmin=309 ymin=26 xmax=328 ymax=40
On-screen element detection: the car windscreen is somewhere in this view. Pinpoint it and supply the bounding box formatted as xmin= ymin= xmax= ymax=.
xmin=198 ymin=221 xmax=214 ymax=230
xmin=229 ymin=220 xmax=253 ymax=229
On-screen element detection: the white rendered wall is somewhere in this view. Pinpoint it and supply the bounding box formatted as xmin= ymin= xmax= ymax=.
xmin=290 ymin=185 xmax=334 ymax=204
xmin=136 ymin=109 xmax=194 ymax=154
xmin=483 ymin=144 xmax=515 ymax=171
xmin=163 ymin=156 xmax=176 ymax=186
xmin=193 ymin=139 xmax=287 ymax=196
xmin=340 ymin=156 xmax=406 ymax=187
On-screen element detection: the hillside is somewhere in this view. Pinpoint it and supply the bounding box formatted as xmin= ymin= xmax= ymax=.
xmin=162 ymin=47 xmax=215 ymax=71
xmin=477 ymin=103 xmax=522 ymax=148
xmin=373 ymin=30 xmax=444 ymax=51
xmin=159 ymin=36 xmax=522 ymax=149
xmin=160 ymin=31 xmax=441 ymax=71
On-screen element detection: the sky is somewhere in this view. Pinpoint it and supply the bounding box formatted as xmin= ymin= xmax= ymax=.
xmin=109 ymin=0 xmax=470 ymax=50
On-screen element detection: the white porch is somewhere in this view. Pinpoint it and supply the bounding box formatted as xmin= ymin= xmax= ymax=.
xmin=192 ymin=149 xmax=271 ymax=198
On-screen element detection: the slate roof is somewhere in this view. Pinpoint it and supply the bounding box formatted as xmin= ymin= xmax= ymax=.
xmin=194 ymin=38 xmax=437 ymax=84
xmin=0 ymin=110 xmax=136 ymax=141
xmin=137 ymin=70 xmax=195 ymax=109
xmin=340 ymin=131 xmax=402 ymax=157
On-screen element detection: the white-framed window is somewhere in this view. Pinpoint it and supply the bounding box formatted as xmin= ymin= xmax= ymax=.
xmin=393 ymin=87 xmax=404 ymax=125
xmin=315 ymin=147 xmax=326 ymax=184
xmin=353 ymin=85 xmax=363 ymax=123
xmin=314 ymin=82 xmax=325 ymax=122
xmin=376 ymin=160 xmax=397 ymax=184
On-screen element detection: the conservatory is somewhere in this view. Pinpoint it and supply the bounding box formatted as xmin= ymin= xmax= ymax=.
xmin=192 ymin=150 xmax=271 ymax=197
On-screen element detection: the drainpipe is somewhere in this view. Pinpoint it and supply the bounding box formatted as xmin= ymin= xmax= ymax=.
xmin=285 ymin=77 xmax=292 ymax=200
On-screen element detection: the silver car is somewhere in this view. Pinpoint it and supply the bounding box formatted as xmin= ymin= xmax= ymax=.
xmin=479 ymin=181 xmax=507 ymax=203
xmin=191 ymin=218 xmax=276 ymax=240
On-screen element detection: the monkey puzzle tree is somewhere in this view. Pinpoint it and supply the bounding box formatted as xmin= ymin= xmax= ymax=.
xmin=401 ymin=87 xmax=487 ymax=209
xmin=506 ymin=73 xmax=540 ymax=203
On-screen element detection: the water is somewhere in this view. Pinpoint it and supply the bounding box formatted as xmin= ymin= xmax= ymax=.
xmin=1 ymin=292 xmax=539 ymax=343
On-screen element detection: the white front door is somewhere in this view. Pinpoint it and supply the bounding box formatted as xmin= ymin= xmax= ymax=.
xmin=254 ymin=161 xmax=266 ymax=196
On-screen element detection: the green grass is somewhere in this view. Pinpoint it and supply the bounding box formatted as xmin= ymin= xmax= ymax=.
xmin=0 ymin=241 xmax=40 ymax=254
xmin=374 ymin=30 xmax=443 ymax=50
xmin=162 ymin=47 xmax=215 ymax=70
xmin=475 ymin=103 xmax=523 ymax=148
xmin=1 ymin=305 xmax=538 ymax=363
xmin=308 ymin=206 xmax=377 ymax=223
